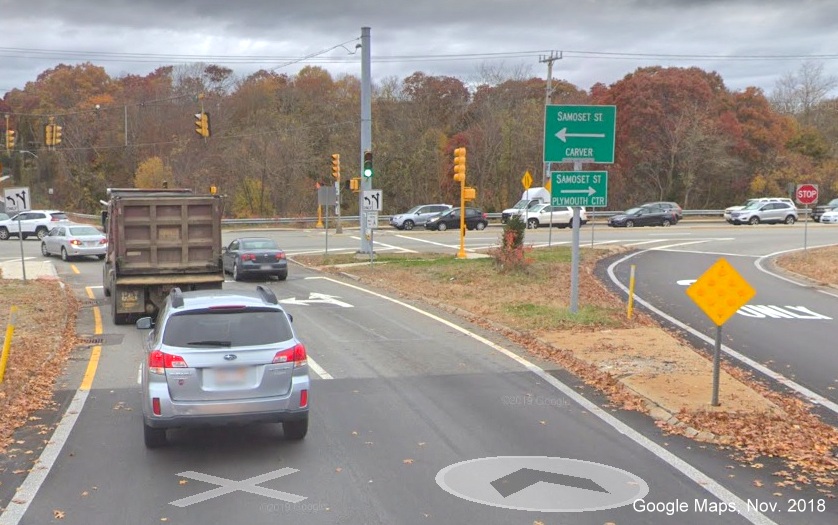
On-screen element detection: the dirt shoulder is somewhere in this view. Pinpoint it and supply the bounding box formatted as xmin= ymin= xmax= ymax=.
xmin=294 ymin=244 xmax=838 ymax=491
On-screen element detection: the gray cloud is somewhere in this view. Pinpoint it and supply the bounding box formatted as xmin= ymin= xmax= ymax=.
xmin=1 ymin=0 xmax=837 ymax=95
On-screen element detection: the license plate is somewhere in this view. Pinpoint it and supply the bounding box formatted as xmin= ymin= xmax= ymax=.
xmin=85 ymin=241 xmax=98 ymax=246
xmin=261 ymin=264 xmax=272 ymax=270
xmin=214 ymin=367 xmax=247 ymax=386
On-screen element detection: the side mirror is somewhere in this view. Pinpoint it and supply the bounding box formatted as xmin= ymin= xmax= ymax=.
xmin=222 ymin=247 xmax=228 ymax=253
xmin=136 ymin=317 xmax=154 ymax=330
xmin=286 ymin=313 xmax=294 ymax=323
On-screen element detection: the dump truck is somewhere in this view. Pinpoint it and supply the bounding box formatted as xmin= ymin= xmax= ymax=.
xmin=101 ymin=188 xmax=224 ymax=324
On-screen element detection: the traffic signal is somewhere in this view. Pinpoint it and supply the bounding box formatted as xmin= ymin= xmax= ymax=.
xmin=53 ymin=125 xmax=63 ymax=145
xmin=453 ymin=147 xmax=466 ymax=182
xmin=331 ymin=153 xmax=341 ymax=180
xmin=363 ymin=150 xmax=373 ymax=178
xmin=463 ymin=187 xmax=477 ymax=201
xmin=45 ymin=124 xmax=54 ymax=146
xmin=195 ymin=112 xmax=211 ymax=138
xmin=210 ymin=185 xmax=217 ymax=195
xmin=350 ymin=177 xmax=360 ymax=192
xmin=5 ymin=130 xmax=14 ymax=150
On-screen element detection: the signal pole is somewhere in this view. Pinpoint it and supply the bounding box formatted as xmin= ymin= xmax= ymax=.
xmin=540 ymin=51 xmax=562 ymax=186
xmin=358 ymin=27 xmax=373 ymax=254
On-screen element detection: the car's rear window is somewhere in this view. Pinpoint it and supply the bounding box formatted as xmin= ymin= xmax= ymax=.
xmin=241 ymin=239 xmax=278 ymax=250
xmin=51 ymin=213 xmax=68 ymax=220
xmin=162 ymin=309 xmax=293 ymax=347
xmin=69 ymin=226 xmax=101 ymax=236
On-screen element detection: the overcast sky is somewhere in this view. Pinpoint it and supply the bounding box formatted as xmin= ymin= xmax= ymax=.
xmin=1 ymin=0 xmax=837 ymax=97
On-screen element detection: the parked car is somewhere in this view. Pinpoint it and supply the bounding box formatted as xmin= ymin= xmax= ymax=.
xmin=136 ymin=286 xmax=309 ymax=447
xmin=425 ymin=207 xmax=488 ymax=231
xmin=812 ymin=198 xmax=838 ymax=222
xmin=818 ymin=209 xmax=838 ymax=224
xmin=0 ymin=213 xmax=9 ymax=222
xmin=40 ymin=223 xmax=107 ymax=261
xmin=389 ymin=204 xmax=452 ymax=230
xmin=641 ymin=201 xmax=683 ymax=221
xmin=725 ymin=198 xmax=794 ymax=223
xmin=607 ymin=206 xmax=677 ymax=227
xmin=0 ymin=209 xmax=69 ymax=240
xmin=728 ymin=201 xmax=797 ymax=225
xmin=222 ymin=237 xmax=288 ymax=281
xmin=514 ymin=204 xmax=589 ymax=229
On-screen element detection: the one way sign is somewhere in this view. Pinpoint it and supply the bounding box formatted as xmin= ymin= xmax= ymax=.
xmin=3 ymin=186 xmax=31 ymax=214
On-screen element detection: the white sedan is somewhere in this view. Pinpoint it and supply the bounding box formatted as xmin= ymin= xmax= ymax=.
xmin=820 ymin=210 xmax=838 ymax=224
xmin=41 ymin=223 xmax=107 ymax=261
xmin=515 ymin=204 xmax=588 ymax=229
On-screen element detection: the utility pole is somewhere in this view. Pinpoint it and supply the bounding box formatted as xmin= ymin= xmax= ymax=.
xmin=540 ymin=51 xmax=562 ymax=186
xmin=358 ymin=27 xmax=373 ymax=254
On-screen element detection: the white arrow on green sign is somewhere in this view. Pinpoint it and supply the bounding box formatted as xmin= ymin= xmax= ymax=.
xmin=544 ymin=105 xmax=616 ymax=164
xmin=551 ymin=171 xmax=608 ymax=207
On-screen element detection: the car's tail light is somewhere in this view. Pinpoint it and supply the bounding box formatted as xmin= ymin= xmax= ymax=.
xmin=299 ymin=389 xmax=308 ymax=408
xmin=241 ymin=253 xmax=256 ymax=261
xmin=272 ymin=343 xmax=307 ymax=368
xmin=100 ymin=238 xmax=108 ymax=244
xmin=70 ymin=239 xmax=82 ymax=246
xmin=152 ymin=397 xmax=161 ymax=416
xmin=483 ymin=213 xmax=488 ymax=219
xmin=148 ymin=350 xmax=188 ymax=374
xmin=51 ymin=216 xmax=62 ymax=221
xmin=276 ymin=252 xmax=286 ymax=260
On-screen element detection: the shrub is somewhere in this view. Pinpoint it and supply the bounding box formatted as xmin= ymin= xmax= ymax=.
xmin=490 ymin=215 xmax=532 ymax=273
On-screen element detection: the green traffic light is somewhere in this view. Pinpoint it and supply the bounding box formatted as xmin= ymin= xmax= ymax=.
xmin=363 ymin=167 xmax=372 ymax=177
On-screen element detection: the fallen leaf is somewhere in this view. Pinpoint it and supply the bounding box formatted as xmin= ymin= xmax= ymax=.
xmin=754 ymin=480 xmax=764 ymax=487
xmin=53 ymin=509 xmax=65 ymax=519
xmin=403 ymin=459 xmax=414 ymax=464
xmin=179 ymin=480 xmax=188 ymax=485
xmin=351 ymin=431 xmax=358 ymax=436
xmin=418 ymin=442 xmax=426 ymax=447
xmin=81 ymin=491 xmax=89 ymax=497
xmin=335 ymin=467 xmax=342 ymax=473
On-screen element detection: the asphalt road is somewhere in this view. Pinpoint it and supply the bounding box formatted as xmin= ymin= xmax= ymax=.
xmin=1 ymin=222 xmax=836 ymax=525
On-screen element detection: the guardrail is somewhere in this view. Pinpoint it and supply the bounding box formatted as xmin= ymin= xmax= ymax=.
xmin=66 ymin=208 xmax=811 ymax=228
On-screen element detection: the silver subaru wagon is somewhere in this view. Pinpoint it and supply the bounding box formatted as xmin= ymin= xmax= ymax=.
xmin=136 ymin=286 xmax=310 ymax=447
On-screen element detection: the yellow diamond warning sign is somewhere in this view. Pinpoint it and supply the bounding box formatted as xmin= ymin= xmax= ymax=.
xmin=686 ymin=258 xmax=755 ymax=326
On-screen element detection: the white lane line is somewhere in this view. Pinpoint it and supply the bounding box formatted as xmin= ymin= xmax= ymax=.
xmin=0 ymin=390 xmax=90 ymax=525
xmin=623 ymin=239 xmax=673 ymax=246
xmin=304 ymin=275 xmax=777 ymax=525
xmin=306 ymin=356 xmax=333 ymax=380
xmin=608 ymin=241 xmax=838 ymax=415
xmin=367 ymin=239 xmax=417 ymax=253
xmin=393 ymin=235 xmax=472 ymax=251
xmin=654 ymin=248 xmax=762 ymax=258
xmin=755 ymin=244 xmax=838 ymax=300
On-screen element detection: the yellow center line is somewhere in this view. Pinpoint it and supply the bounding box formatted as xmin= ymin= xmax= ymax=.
xmin=80 ymin=286 xmax=102 ymax=391
xmin=70 ymin=264 xmax=80 ymax=275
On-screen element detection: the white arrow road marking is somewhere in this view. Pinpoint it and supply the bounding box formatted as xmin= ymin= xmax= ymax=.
xmin=279 ymin=292 xmax=353 ymax=308
xmin=555 ymin=128 xmax=606 ymax=142
xmin=559 ymin=187 xmax=596 ymax=196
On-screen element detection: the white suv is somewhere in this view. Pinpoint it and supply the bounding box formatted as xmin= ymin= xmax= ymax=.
xmin=728 ymin=201 xmax=798 ymax=225
xmin=724 ymin=198 xmax=794 ymax=223
xmin=0 ymin=210 xmax=69 ymax=240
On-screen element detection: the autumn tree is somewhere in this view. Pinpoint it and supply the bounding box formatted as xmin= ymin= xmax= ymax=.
xmin=134 ymin=157 xmax=173 ymax=188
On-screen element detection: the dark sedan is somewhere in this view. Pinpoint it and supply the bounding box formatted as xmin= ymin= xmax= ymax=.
xmin=425 ymin=207 xmax=488 ymax=231
xmin=607 ymin=206 xmax=677 ymax=227
xmin=222 ymin=237 xmax=288 ymax=281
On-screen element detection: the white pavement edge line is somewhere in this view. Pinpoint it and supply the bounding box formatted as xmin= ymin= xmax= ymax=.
xmin=306 ymin=357 xmax=333 ymax=380
xmin=393 ymin=235 xmax=473 ymax=251
xmin=306 ymin=275 xmax=777 ymax=525
xmin=608 ymin=242 xmax=838 ymax=415
xmin=755 ymin=243 xmax=838 ymax=300
xmin=0 ymin=390 xmax=90 ymax=525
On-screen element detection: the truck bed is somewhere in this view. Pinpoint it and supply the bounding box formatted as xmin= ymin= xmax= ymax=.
xmin=110 ymin=195 xmax=222 ymax=275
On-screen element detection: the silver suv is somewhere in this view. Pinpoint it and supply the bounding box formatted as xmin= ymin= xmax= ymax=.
xmin=729 ymin=201 xmax=798 ymax=225
xmin=389 ymin=204 xmax=452 ymax=230
xmin=724 ymin=198 xmax=793 ymax=223
xmin=136 ymin=286 xmax=310 ymax=447
xmin=0 ymin=209 xmax=68 ymax=240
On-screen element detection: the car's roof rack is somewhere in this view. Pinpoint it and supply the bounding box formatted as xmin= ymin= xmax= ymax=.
xmin=256 ymin=285 xmax=278 ymax=305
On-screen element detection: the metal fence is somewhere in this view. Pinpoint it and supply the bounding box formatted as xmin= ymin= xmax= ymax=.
xmin=68 ymin=208 xmax=812 ymax=229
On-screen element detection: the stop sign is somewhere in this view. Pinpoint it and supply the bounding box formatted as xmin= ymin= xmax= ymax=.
xmin=796 ymin=184 xmax=819 ymax=205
